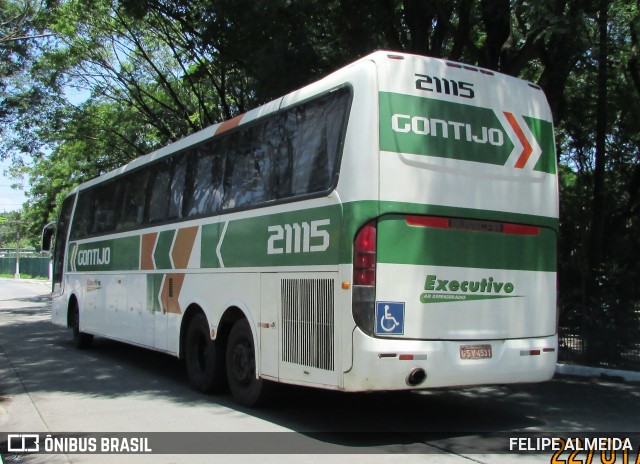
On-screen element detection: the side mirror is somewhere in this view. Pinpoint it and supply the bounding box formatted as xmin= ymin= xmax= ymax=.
xmin=41 ymin=221 xmax=56 ymax=252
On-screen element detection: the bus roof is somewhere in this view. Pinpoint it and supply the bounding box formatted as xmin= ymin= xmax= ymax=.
xmin=66 ymin=50 xmax=550 ymax=196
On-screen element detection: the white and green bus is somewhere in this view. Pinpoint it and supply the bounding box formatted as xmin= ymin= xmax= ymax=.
xmin=44 ymin=51 xmax=558 ymax=406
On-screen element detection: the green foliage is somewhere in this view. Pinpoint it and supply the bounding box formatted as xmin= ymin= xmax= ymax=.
xmin=0 ymin=210 xmax=34 ymax=248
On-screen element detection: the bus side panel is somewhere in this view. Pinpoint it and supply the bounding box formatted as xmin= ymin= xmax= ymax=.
xmin=330 ymin=61 xmax=379 ymax=205
xmin=331 ymin=60 xmax=380 ymax=376
xmin=51 ymin=292 xmax=70 ymax=327
xmin=178 ymin=272 xmax=261 ymax=356
xmin=259 ymin=271 xmax=341 ymax=387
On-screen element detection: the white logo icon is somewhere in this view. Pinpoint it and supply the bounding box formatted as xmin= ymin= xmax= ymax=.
xmin=380 ymin=305 xmax=400 ymax=332
xmin=7 ymin=434 xmax=40 ymax=452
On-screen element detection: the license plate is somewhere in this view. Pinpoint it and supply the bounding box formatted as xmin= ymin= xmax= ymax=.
xmin=460 ymin=344 xmax=493 ymax=360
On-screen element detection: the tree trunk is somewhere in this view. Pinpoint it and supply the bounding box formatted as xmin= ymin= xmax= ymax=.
xmin=589 ymin=0 xmax=608 ymax=273
xmin=585 ymin=0 xmax=609 ymax=364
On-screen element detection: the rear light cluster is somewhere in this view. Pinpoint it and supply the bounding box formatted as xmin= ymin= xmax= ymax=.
xmin=406 ymin=215 xmax=540 ymax=236
xmin=353 ymin=221 xmax=376 ymax=285
xmin=352 ymin=220 xmax=377 ymax=336
xmin=520 ymin=348 xmax=556 ymax=357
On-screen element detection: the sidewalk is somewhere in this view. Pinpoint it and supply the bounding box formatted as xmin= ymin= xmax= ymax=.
xmin=556 ymin=363 xmax=640 ymax=382
xmin=0 ymin=277 xmax=50 ymax=284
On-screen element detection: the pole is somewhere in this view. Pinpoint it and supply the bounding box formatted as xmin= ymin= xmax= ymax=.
xmin=14 ymin=229 xmax=20 ymax=279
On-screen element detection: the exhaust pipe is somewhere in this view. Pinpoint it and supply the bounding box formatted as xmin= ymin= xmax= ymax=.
xmin=406 ymin=368 xmax=427 ymax=386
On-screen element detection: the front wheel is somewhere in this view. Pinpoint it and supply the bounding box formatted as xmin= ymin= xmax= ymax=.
xmin=226 ymin=318 xmax=271 ymax=407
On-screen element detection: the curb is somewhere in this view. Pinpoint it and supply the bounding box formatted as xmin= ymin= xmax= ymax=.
xmin=556 ymin=363 xmax=640 ymax=382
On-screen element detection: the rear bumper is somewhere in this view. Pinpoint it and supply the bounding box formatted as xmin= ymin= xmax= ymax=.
xmin=343 ymin=329 xmax=557 ymax=391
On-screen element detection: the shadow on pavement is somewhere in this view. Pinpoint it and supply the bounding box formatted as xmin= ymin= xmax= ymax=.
xmin=1 ymin=293 xmax=639 ymax=452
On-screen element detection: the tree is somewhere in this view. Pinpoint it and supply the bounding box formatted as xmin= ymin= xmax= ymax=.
xmin=556 ymin=0 xmax=640 ymax=366
xmin=0 ymin=211 xmax=33 ymax=249
xmin=21 ymin=98 xmax=164 ymax=233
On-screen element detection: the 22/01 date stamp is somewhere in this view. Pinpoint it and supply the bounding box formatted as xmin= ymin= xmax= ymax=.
xmin=551 ymin=440 xmax=638 ymax=464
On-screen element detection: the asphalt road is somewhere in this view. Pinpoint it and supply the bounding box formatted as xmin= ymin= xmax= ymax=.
xmin=1 ymin=278 xmax=639 ymax=464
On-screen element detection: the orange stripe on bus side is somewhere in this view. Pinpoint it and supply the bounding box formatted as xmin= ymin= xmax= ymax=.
xmin=214 ymin=114 xmax=244 ymax=135
xmin=172 ymin=226 xmax=198 ymax=269
xmin=160 ymin=273 xmax=186 ymax=315
xmin=141 ymin=232 xmax=158 ymax=270
xmin=504 ymin=111 xmax=533 ymax=169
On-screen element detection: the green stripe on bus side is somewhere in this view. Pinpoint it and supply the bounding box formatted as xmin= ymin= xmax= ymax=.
xmin=211 ymin=205 xmax=344 ymax=268
xmin=525 ymin=116 xmax=557 ymax=175
xmin=377 ymin=214 xmax=556 ymax=272
xmin=154 ymin=230 xmax=175 ymax=269
xmin=146 ymin=274 xmax=164 ymax=312
xmin=340 ymin=201 xmax=558 ymax=268
xmin=200 ymin=222 xmax=223 ymax=268
xmin=374 ymin=201 xmax=559 ymax=232
xmin=72 ymin=236 xmax=140 ymax=272
xmin=66 ymin=200 xmax=557 ymax=272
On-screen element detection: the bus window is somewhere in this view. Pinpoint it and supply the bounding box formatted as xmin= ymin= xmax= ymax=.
xmin=147 ymin=160 xmax=171 ymax=224
xmin=52 ymin=193 xmax=75 ymax=289
xmin=185 ymin=141 xmax=224 ymax=217
xmin=222 ymin=124 xmax=270 ymax=210
xmin=168 ymin=156 xmax=187 ymax=220
xmin=118 ymin=171 xmax=149 ymax=231
xmin=70 ymin=192 xmax=91 ymax=239
xmin=281 ymin=88 xmax=350 ymax=197
xmin=91 ymin=182 xmax=120 ymax=234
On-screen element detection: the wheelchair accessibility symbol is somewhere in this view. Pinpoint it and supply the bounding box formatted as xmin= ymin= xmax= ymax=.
xmin=375 ymin=301 xmax=405 ymax=335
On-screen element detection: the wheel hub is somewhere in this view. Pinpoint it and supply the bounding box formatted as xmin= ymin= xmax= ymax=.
xmin=231 ymin=342 xmax=253 ymax=384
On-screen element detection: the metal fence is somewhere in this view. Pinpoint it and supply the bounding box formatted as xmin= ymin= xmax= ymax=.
xmin=0 ymin=257 xmax=50 ymax=279
xmin=559 ymin=316 xmax=640 ymax=371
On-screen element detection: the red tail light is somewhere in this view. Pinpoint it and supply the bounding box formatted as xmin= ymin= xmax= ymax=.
xmin=406 ymin=215 xmax=540 ymax=236
xmin=354 ymin=221 xmax=377 ymax=286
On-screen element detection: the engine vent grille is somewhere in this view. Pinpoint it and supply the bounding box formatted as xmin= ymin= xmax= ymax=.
xmin=281 ymin=279 xmax=335 ymax=371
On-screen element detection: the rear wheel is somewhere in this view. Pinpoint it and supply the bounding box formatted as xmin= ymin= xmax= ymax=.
xmin=226 ymin=318 xmax=271 ymax=407
xmin=184 ymin=312 xmax=225 ymax=393
xmin=71 ymin=302 xmax=93 ymax=349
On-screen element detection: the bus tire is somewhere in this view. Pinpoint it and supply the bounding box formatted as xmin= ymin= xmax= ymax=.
xmin=71 ymin=302 xmax=93 ymax=349
xmin=184 ymin=312 xmax=224 ymax=393
xmin=226 ymin=318 xmax=271 ymax=407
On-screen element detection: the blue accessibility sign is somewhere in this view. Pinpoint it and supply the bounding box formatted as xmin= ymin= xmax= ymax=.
xmin=375 ymin=301 xmax=405 ymax=336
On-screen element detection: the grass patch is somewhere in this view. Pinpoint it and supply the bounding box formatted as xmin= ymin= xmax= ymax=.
xmin=0 ymin=273 xmax=49 ymax=280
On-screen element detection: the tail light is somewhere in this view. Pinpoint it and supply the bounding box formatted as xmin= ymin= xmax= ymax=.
xmin=354 ymin=221 xmax=376 ymax=285
xmin=406 ymin=215 xmax=540 ymax=235
xmin=352 ymin=221 xmax=377 ymax=336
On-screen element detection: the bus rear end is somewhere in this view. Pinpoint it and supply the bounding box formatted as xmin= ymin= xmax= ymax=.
xmin=346 ymin=52 xmax=558 ymax=391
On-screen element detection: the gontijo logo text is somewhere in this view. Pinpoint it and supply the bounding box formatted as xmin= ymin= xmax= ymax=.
xmin=76 ymin=246 xmax=111 ymax=266
xmin=420 ymin=274 xmax=519 ymax=304
xmin=391 ymin=113 xmax=504 ymax=147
